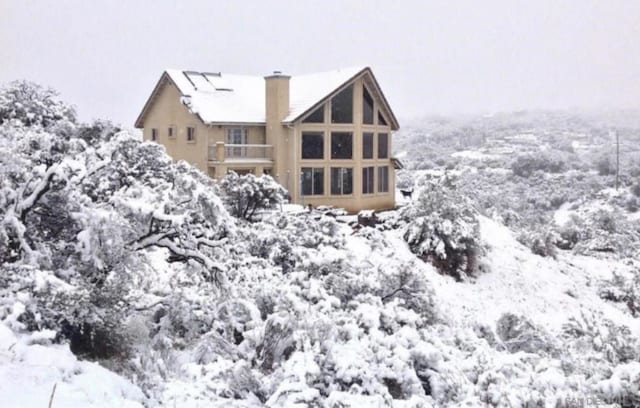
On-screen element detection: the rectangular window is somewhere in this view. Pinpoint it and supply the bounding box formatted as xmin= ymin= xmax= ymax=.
xmin=301 ymin=167 xmax=324 ymax=196
xmin=378 ymin=166 xmax=389 ymax=193
xmin=378 ymin=132 xmax=388 ymax=159
xmin=331 ymin=132 xmax=353 ymax=159
xmin=168 ymin=125 xmax=176 ymax=138
xmin=331 ymin=84 xmax=353 ymax=124
xmin=187 ymin=127 xmax=196 ymax=142
xmin=362 ymin=166 xmax=374 ymax=194
xmin=227 ymin=128 xmax=247 ymax=157
xmin=363 ymin=132 xmax=373 ymax=159
xmin=302 ymin=105 xmax=324 ymax=123
xmin=301 ymin=132 xmax=324 ymax=159
xmin=226 ymin=128 xmax=247 ymax=144
xmin=363 ymin=86 xmax=374 ymax=124
xmin=331 ymin=167 xmax=353 ymax=195
xmin=151 ymin=128 xmax=158 ymax=141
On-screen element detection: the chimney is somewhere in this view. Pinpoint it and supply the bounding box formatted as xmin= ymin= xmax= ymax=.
xmin=265 ymin=71 xmax=290 ymax=124
xmin=264 ymin=71 xmax=291 ymax=191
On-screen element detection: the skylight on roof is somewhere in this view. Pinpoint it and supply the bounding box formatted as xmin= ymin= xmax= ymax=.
xmin=184 ymin=72 xmax=216 ymax=92
xmin=204 ymin=73 xmax=233 ymax=91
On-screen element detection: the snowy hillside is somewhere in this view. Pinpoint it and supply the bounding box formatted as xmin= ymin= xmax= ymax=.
xmin=1 ymin=83 xmax=639 ymax=407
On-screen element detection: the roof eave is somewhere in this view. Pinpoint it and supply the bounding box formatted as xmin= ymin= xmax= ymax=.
xmin=134 ymin=71 xmax=171 ymax=129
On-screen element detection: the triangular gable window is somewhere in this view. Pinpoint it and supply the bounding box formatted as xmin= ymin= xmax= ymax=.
xmin=378 ymin=111 xmax=388 ymax=126
xmin=302 ymin=105 xmax=324 ymax=123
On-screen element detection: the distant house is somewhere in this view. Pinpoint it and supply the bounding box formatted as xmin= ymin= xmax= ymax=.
xmin=134 ymin=66 xmax=400 ymax=212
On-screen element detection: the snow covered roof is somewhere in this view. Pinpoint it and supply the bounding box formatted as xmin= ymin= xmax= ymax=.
xmin=135 ymin=66 xmax=399 ymax=129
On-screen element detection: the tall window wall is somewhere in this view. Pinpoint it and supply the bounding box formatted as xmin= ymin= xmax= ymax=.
xmin=298 ymin=77 xmax=393 ymax=198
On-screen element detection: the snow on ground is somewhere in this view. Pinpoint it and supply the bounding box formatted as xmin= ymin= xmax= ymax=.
xmin=345 ymin=215 xmax=637 ymax=337
xmin=554 ymin=201 xmax=574 ymax=227
xmin=0 ymin=320 xmax=145 ymax=407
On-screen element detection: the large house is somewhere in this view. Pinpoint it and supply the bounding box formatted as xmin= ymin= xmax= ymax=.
xmin=135 ymin=66 xmax=400 ymax=212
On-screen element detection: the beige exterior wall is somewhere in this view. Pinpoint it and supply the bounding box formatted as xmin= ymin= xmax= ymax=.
xmin=141 ymin=73 xmax=396 ymax=213
xmin=142 ymin=81 xmax=210 ymax=171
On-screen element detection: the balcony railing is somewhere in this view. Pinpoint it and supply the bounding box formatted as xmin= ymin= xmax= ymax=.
xmin=208 ymin=143 xmax=273 ymax=162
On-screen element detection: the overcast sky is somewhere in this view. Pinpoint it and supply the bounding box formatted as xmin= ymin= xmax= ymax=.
xmin=1 ymin=0 xmax=639 ymax=125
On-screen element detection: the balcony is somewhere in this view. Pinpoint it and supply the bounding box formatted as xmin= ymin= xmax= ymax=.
xmin=208 ymin=143 xmax=274 ymax=163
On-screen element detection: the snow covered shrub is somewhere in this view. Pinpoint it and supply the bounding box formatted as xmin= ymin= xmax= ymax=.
xmin=395 ymin=169 xmax=415 ymax=190
xmin=595 ymin=362 xmax=640 ymax=407
xmin=75 ymin=119 xmax=121 ymax=145
xmin=378 ymin=262 xmax=438 ymax=325
xmin=0 ymin=80 xmax=77 ymax=128
xmin=219 ymin=171 xmax=287 ymax=221
xmin=596 ymin=155 xmax=615 ymax=176
xmin=401 ymin=177 xmax=482 ymax=281
xmin=562 ymin=311 xmax=638 ymax=365
xmin=598 ymin=271 xmax=639 ymax=317
xmin=240 ymin=211 xmax=345 ymax=274
xmin=511 ymin=151 xmax=566 ymax=177
xmin=257 ymin=312 xmax=296 ymax=372
xmin=517 ymin=227 xmax=558 ymax=258
xmin=496 ymin=313 xmax=557 ymax=355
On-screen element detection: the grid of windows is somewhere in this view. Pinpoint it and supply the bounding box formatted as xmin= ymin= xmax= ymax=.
xmin=331 ymin=167 xmax=353 ymax=195
xmin=301 ymin=167 xmax=324 ymax=196
xmin=187 ymin=127 xmax=196 ymax=142
xmin=362 ymin=166 xmax=374 ymax=194
xmin=378 ymin=166 xmax=389 ymax=193
xmin=331 ymin=132 xmax=353 ymax=159
xmin=378 ymin=133 xmax=388 ymax=159
xmin=301 ymin=132 xmax=324 ymax=159
xmin=331 ymin=85 xmax=353 ymax=124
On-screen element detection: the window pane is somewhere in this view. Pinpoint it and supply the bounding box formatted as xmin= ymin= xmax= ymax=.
xmin=227 ymin=128 xmax=246 ymax=144
xmin=363 ymin=132 xmax=373 ymax=159
xmin=302 ymin=105 xmax=324 ymax=123
xmin=378 ymin=111 xmax=388 ymax=126
xmin=151 ymin=128 xmax=158 ymax=141
xmin=363 ymin=87 xmax=374 ymax=124
xmin=331 ymin=84 xmax=353 ymax=124
xmin=302 ymin=167 xmax=324 ymax=195
xmin=331 ymin=167 xmax=352 ymax=195
xmin=378 ymin=166 xmax=389 ymax=192
xmin=331 ymin=132 xmax=352 ymax=159
xmin=302 ymin=132 xmax=324 ymax=159
xmin=362 ymin=166 xmax=374 ymax=194
xmin=378 ymin=133 xmax=388 ymax=159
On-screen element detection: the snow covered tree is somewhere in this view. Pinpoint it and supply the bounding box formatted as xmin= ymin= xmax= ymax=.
xmin=219 ymin=171 xmax=287 ymax=221
xmin=400 ymin=176 xmax=483 ymax=281
xmin=0 ymin=80 xmax=76 ymax=128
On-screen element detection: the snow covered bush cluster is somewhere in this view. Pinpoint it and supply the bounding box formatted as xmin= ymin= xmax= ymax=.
xmin=398 ymin=175 xmax=483 ymax=281
xmin=0 ymin=80 xmax=76 ymax=128
xmin=510 ymin=150 xmax=567 ymax=177
xmin=219 ymin=171 xmax=287 ymax=221
xmin=2 ymin=83 xmax=640 ymax=406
